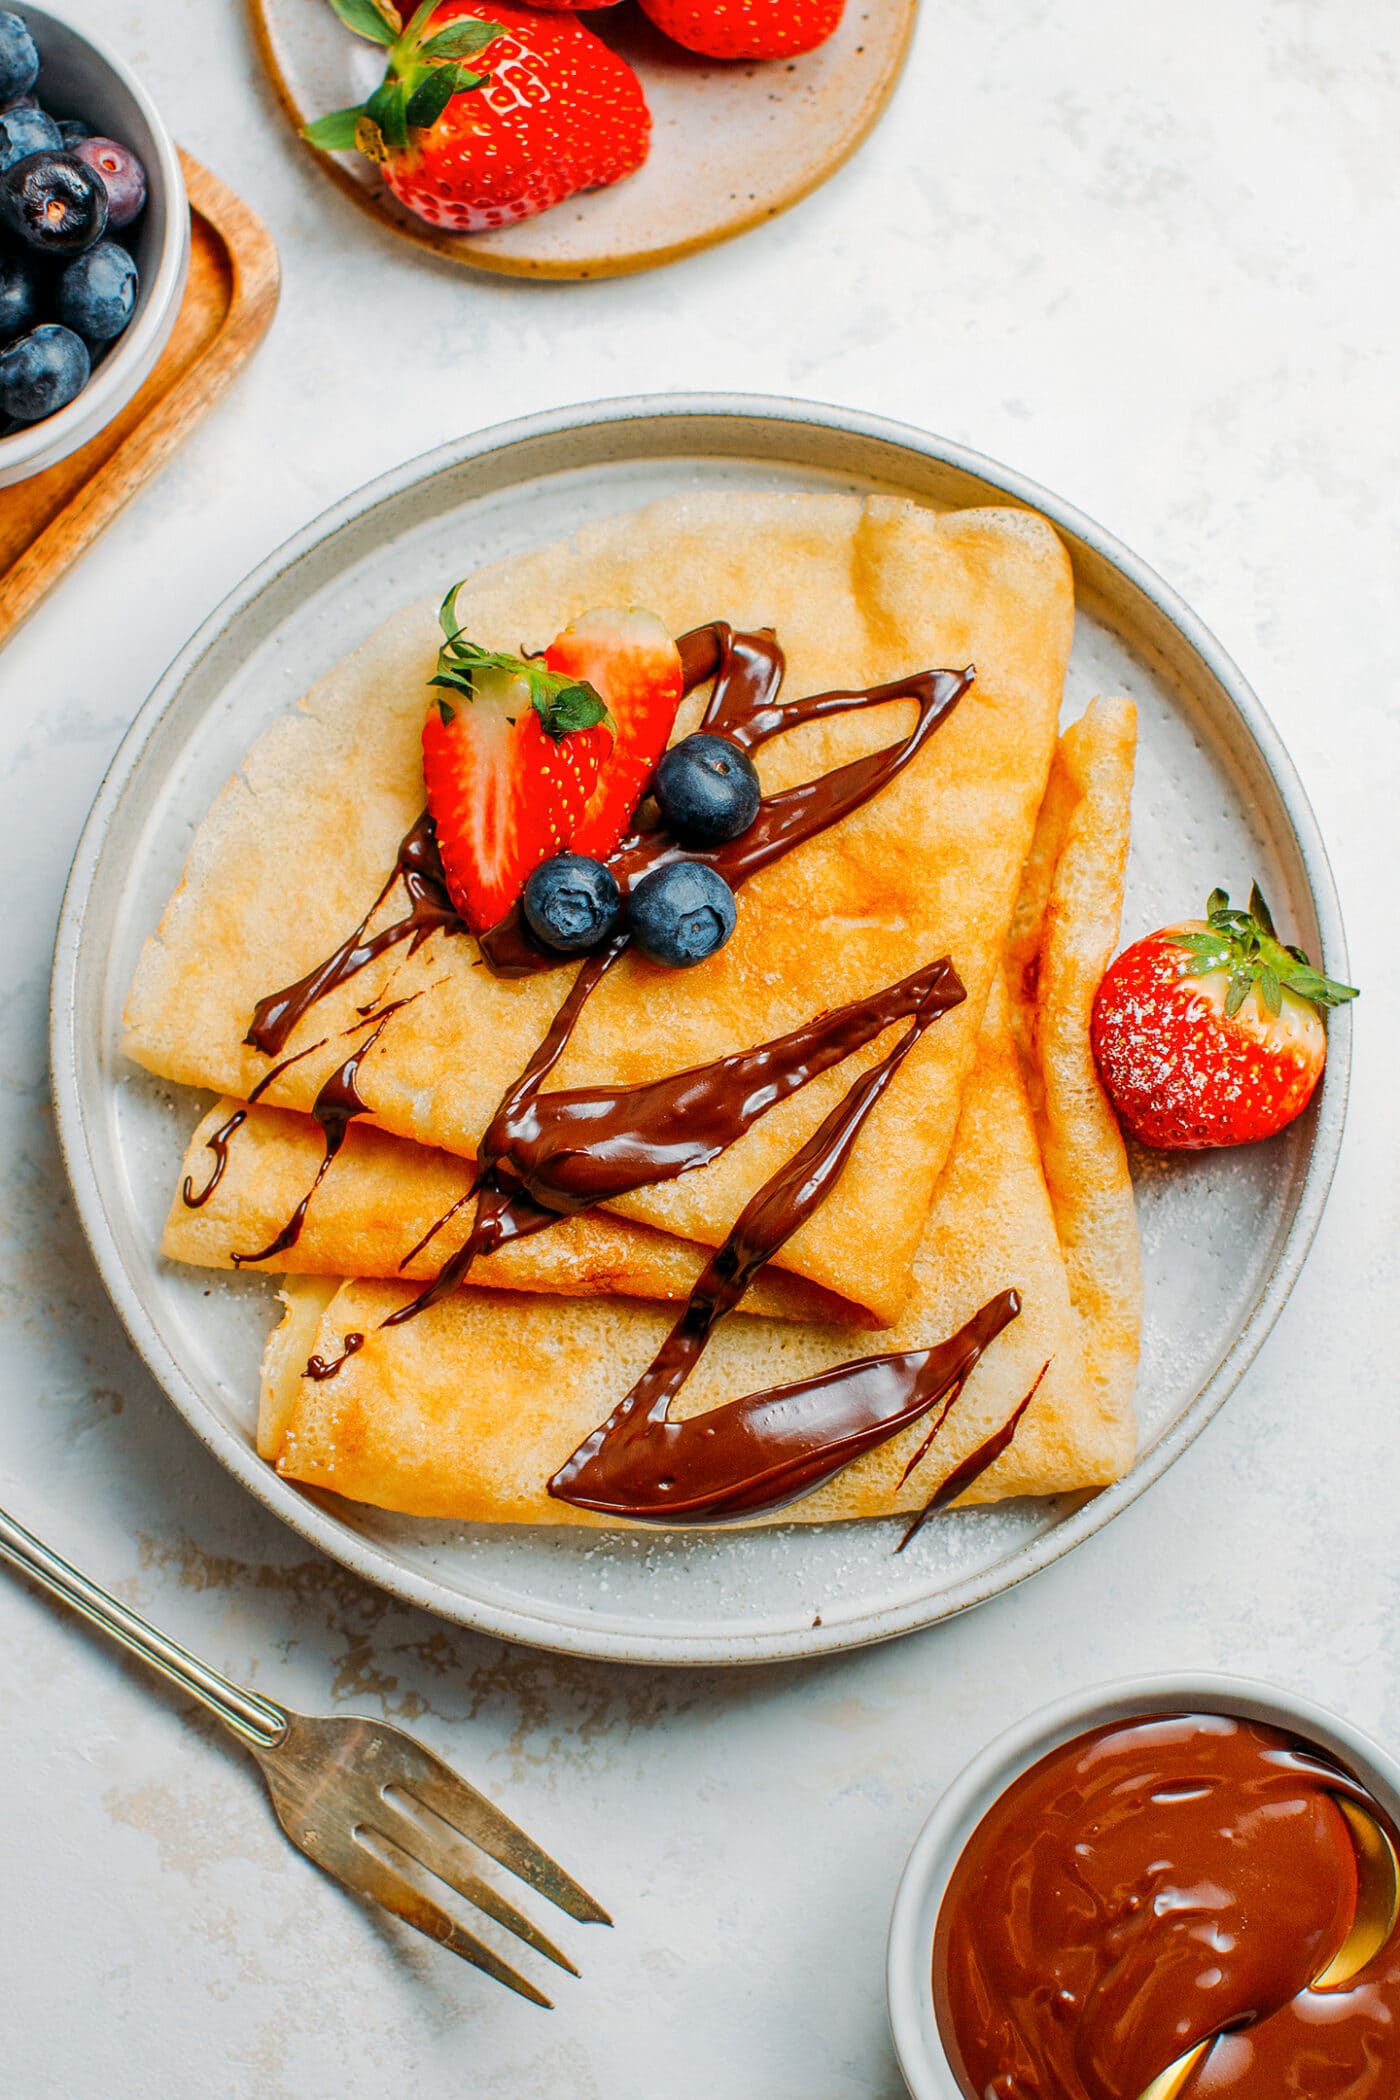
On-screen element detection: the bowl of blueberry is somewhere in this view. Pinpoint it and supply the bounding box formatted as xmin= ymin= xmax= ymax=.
xmin=0 ymin=3 xmax=187 ymax=487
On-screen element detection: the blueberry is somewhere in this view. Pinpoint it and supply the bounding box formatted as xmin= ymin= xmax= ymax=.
xmin=0 ymin=322 xmax=90 ymax=421
xmin=58 ymin=237 xmax=137 ymax=341
xmin=653 ymin=733 xmax=762 ymax=847
xmin=1 ymin=149 xmax=107 ymax=254
xmin=57 ymin=117 xmax=92 ymax=149
xmin=629 ymin=861 xmax=737 ymax=968
xmin=522 ymin=853 xmax=623 ymax=954
xmin=75 ymin=136 xmax=147 ymax=229
xmin=0 ymin=12 xmax=39 ymax=106
xmin=0 ymin=105 xmax=60 ymax=172
xmin=0 ymin=245 xmax=39 ymax=344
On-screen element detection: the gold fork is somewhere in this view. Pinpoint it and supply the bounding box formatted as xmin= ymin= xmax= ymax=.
xmin=0 ymin=1504 xmax=609 ymax=2007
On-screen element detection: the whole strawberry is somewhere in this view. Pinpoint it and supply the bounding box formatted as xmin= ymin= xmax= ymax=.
xmin=306 ymin=0 xmax=650 ymax=234
xmin=423 ymin=585 xmax=615 ymax=933
xmin=637 ymin=0 xmax=843 ymax=61
xmin=1091 ymin=884 xmax=1356 ymax=1151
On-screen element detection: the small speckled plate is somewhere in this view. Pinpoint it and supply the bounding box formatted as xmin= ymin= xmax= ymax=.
xmin=248 ymin=0 xmax=917 ymax=279
xmin=50 ymin=396 xmax=1350 ymax=1666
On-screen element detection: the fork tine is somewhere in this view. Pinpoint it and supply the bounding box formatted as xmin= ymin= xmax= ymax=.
xmin=370 ymin=1801 xmax=580 ymax=1975
xmin=340 ymin=1834 xmax=555 ymax=2008
xmin=400 ymin=1765 xmax=612 ymax=1926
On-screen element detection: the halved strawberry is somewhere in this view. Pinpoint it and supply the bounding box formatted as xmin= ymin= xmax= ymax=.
xmin=1091 ymin=883 xmax=1357 ymax=1150
xmin=422 ymin=584 xmax=614 ymax=933
xmin=551 ymin=608 xmax=684 ymax=860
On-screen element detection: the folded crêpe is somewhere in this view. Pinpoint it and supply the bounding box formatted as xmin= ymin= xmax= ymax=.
xmin=1006 ymin=695 xmax=1142 ymax=1445
xmin=255 ymin=699 xmax=1142 ymax=1527
xmin=164 ymin=1103 xmax=853 ymax=1325
xmin=124 ymin=492 xmax=1074 ymax=1322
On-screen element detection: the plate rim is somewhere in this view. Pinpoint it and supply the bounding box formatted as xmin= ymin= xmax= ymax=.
xmin=49 ymin=391 xmax=1352 ymax=1666
xmin=246 ymin=0 xmax=918 ymax=282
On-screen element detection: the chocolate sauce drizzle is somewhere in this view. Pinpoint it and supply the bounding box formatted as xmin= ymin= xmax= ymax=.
xmin=894 ymin=1357 xmax=1048 ymax=1552
xmin=182 ymin=1110 xmax=245 ymax=1210
xmin=482 ymin=628 xmax=972 ymax=975
xmin=553 ymin=1293 xmax=1023 ymax=1523
xmin=246 ymin=815 xmax=460 ymax=1059
xmin=230 ymin=1009 xmax=400 ymax=1267
xmin=241 ymin=622 xmax=973 ymax=1296
xmin=548 ymin=978 xmax=1010 ymax=1521
xmin=380 ymin=952 xmax=965 ymax=1329
xmin=181 ymin=1035 xmax=330 ymax=1208
xmin=233 ymin=618 xmax=1031 ymax=1522
xmin=307 ymin=1331 xmax=365 ymax=1381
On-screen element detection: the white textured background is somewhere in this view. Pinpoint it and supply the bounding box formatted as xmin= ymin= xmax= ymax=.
xmin=2 ymin=2 xmax=1397 ymax=2094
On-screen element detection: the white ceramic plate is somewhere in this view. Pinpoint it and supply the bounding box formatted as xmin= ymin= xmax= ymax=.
xmin=50 ymin=395 xmax=1350 ymax=1666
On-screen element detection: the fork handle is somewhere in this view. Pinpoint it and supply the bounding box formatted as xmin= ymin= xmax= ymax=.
xmin=0 ymin=1505 xmax=288 ymax=1751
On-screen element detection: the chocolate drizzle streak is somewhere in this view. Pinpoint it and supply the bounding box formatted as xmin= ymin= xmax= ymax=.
xmin=182 ymin=1110 xmax=245 ymax=1209
xmin=235 ymin=614 xmax=1028 ymax=1521
xmin=380 ymin=952 xmax=965 ymax=1329
xmin=306 ymin=1332 xmax=364 ymax=1381
xmin=481 ymin=627 xmax=973 ymax=975
xmin=894 ymin=1357 xmax=1048 ymax=1552
xmin=553 ymin=1293 xmax=1023 ymax=1523
xmin=231 ymin=1009 xmax=399 ymax=1266
xmin=246 ymin=814 xmax=460 ymax=1058
xmin=546 ymin=981 xmax=1014 ymax=1521
xmin=181 ymin=1036 xmax=331 ymax=1208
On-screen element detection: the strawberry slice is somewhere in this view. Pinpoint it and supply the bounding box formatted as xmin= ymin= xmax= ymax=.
xmin=1091 ymin=883 xmax=1357 ymax=1150
xmin=422 ymin=584 xmax=614 ymax=933
xmin=549 ymin=608 xmax=684 ymax=860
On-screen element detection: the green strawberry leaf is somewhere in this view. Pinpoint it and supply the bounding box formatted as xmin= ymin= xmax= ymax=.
xmin=303 ymin=104 xmax=365 ymax=149
xmin=418 ymin=19 xmax=502 ymax=56
xmin=1248 ymin=881 xmax=1277 ymax=938
xmin=1281 ymin=963 xmax=1359 ymax=1009
xmin=533 ymin=679 xmax=613 ymax=739
xmin=399 ymin=0 xmax=441 ymax=39
xmin=1178 ymin=881 xmax=1359 ymax=1020
xmin=404 ymin=60 xmax=486 ymax=126
xmin=438 ymin=580 xmax=465 ymax=640
xmin=1173 ymin=932 xmax=1232 ymax=968
xmin=326 ymin=0 xmax=399 ymax=44
xmin=366 ymin=76 xmax=409 ymax=150
xmin=405 ymin=63 xmax=458 ymax=128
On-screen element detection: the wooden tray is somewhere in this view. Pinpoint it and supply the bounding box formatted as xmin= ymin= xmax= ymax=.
xmin=0 ymin=153 xmax=280 ymax=646
xmin=250 ymin=0 xmax=917 ymax=281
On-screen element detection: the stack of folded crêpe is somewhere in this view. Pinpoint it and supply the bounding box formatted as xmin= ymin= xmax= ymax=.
xmin=122 ymin=492 xmax=1143 ymax=1532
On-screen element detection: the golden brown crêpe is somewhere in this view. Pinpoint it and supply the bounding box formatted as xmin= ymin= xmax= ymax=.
xmin=1005 ymin=696 xmax=1141 ymax=1466
xmin=260 ymin=975 xmax=1132 ymax=1525
xmin=125 ymin=493 xmax=1073 ymax=1321
xmin=165 ymin=1101 xmax=855 ymax=1325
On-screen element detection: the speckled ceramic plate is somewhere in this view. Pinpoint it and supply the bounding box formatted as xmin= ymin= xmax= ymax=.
xmin=51 ymin=396 xmax=1350 ymax=1666
xmin=248 ymin=0 xmax=916 ymax=279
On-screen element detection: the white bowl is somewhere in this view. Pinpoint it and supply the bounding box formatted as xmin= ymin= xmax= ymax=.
xmin=886 ymin=1671 xmax=1400 ymax=2100
xmin=0 ymin=2 xmax=188 ymax=488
